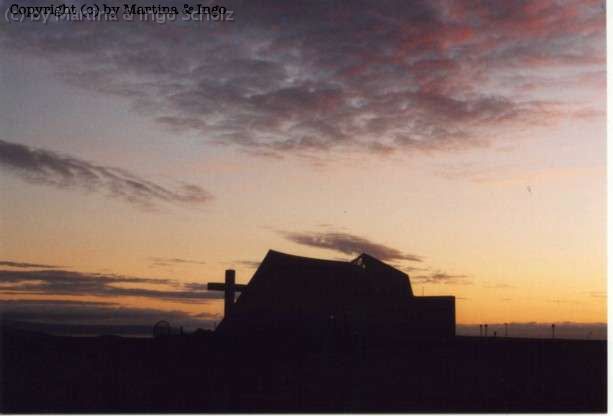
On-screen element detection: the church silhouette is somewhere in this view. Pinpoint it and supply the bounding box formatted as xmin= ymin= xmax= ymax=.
xmin=208 ymin=250 xmax=455 ymax=339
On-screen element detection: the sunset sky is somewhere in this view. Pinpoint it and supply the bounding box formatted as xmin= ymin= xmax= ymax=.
xmin=0 ymin=0 xmax=606 ymax=337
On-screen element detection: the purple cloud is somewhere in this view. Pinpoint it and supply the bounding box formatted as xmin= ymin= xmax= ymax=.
xmin=0 ymin=1 xmax=603 ymax=159
xmin=0 ymin=140 xmax=213 ymax=210
xmin=281 ymin=230 xmax=422 ymax=262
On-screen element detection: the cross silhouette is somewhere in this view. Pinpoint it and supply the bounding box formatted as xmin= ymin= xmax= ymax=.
xmin=207 ymin=270 xmax=247 ymax=318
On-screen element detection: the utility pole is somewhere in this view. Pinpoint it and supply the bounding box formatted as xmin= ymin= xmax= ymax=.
xmin=552 ymin=323 xmax=555 ymax=339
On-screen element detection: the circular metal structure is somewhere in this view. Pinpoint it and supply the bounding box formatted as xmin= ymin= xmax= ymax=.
xmin=153 ymin=320 xmax=172 ymax=338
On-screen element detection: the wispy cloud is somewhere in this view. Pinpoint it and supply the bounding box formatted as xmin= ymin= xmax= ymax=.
xmin=281 ymin=230 xmax=422 ymax=262
xmin=149 ymin=257 xmax=207 ymax=267
xmin=0 ymin=1 xmax=603 ymax=160
xmin=0 ymin=140 xmax=213 ymax=210
xmin=234 ymin=260 xmax=261 ymax=269
xmin=0 ymin=269 xmax=222 ymax=302
xmin=182 ymin=282 xmax=209 ymax=291
xmin=402 ymin=265 xmax=430 ymax=273
xmin=412 ymin=271 xmax=472 ymax=285
xmin=0 ymin=260 xmax=61 ymax=269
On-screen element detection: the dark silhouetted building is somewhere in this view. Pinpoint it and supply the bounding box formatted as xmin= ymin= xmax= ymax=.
xmin=209 ymin=250 xmax=455 ymax=339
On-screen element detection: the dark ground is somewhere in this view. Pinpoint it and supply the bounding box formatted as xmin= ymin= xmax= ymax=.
xmin=1 ymin=327 xmax=607 ymax=413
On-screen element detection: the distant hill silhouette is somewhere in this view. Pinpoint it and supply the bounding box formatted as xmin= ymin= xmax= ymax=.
xmin=1 ymin=326 xmax=606 ymax=412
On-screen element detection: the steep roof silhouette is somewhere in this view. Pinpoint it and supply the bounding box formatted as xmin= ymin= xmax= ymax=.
xmin=351 ymin=252 xmax=414 ymax=296
xmin=237 ymin=250 xmax=412 ymax=305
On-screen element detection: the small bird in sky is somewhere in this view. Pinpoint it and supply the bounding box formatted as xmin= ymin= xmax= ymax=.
xmin=526 ymin=186 xmax=532 ymax=195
